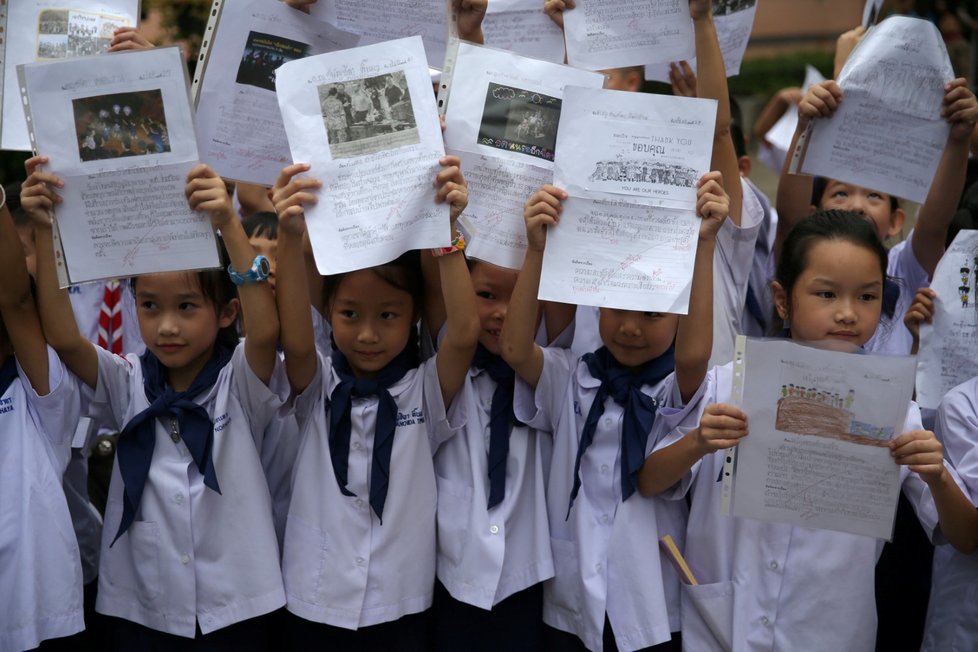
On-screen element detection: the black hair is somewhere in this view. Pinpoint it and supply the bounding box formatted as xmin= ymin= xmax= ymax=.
xmin=131 ymin=235 xmax=240 ymax=350
xmin=774 ymin=209 xmax=894 ymax=333
xmin=241 ymin=211 xmax=278 ymax=240
xmin=323 ymin=250 xmax=423 ymax=357
xmin=811 ymin=176 xmax=900 ymax=213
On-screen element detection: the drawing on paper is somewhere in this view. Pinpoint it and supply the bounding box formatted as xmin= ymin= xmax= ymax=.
xmin=713 ymin=0 xmax=757 ymax=16
xmin=775 ymin=385 xmax=893 ymax=446
xmin=236 ymin=31 xmax=310 ymax=92
xmin=72 ymin=90 xmax=171 ymax=162
xmin=478 ymin=83 xmax=561 ymax=162
xmin=36 ymin=9 xmax=128 ymax=60
xmin=588 ymin=158 xmax=699 ymax=188
xmin=955 ymin=253 xmax=978 ymax=308
xmin=318 ymin=71 xmax=419 ymax=159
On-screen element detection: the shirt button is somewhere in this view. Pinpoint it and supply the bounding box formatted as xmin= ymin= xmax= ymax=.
xmin=353 ymin=442 xmax=362 ymax=450
xmin=175 ymin=494 xmax=184 ymax=505
xmin=603 ymin=417 xmax=614 ymax=427
xmin=760 ymin=616 xmax=770 ymax=626
xmin=180 ymin=554 xmax=190 ymax=565
xmin=355 ymin=556 xmax=364 ymax=565
xmin=600 ymin=464 xmax=609 ymax=474
xmin=489 ymin=525 xmax=499 ymax=534
xmin=769 ymin=560 xmax=779 ymax=570
xmin=601 ymin=514 xmax=610 ymax=524
xmin=355 ymin=499 xmax=364 ymax=509
xmin=170 ymin=432 xmax=180 ymax=443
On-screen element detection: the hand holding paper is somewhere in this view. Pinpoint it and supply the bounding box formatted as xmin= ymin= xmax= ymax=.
xmin=523 ymin=184 xmax=566 ymax=252
xmin=271 ymin=162 xmax=320 ymax=236
xmin=20 ymin=157 xmax=64 ymax=227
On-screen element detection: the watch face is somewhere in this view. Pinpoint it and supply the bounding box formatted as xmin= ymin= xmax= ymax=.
xmin=257 ymin=257 xmax=271 ymax=276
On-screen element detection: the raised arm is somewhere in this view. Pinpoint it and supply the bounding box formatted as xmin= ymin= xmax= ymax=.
xmin=456 ymin=0 xmax=487 ymax=44
xmin=20 ymin=156 xmax=99 ymax=389
xmin=910 ymin=79 xmax=978 ymax=278
xmin=272 ymin=163 xmax=322 ymax=393
xmin=433 ymin=156 xmax=480 ymax=406
xmin=108 ymin=26 xmax=154 ymax=52
xmin=752 ymin=87 xmax=802 ymax=148
xmin=500 ymin=185 xmax=563 ymax=387
xmin=0 ymin=195 xmax=48 ymax=394
xmin=186 ymin=164 xmax=279 ymax=384
xmin=690 ymin=0 xmax=742 ymax=226
xmin=675 ymin=171 xmax=727 ymax=402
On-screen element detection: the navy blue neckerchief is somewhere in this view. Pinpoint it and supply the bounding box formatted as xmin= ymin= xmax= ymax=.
xmin=472 ymin=343 xmax=525 ymax=510
xmin=113 ymin=343 xmax=234 ymax=545
xmin=0 ymin=356 xmax=18 ymax=398
xmin=328 ymin=346 xmax=418 ymax=524
xmin=569 ymin=344 xmax=675 ymax=519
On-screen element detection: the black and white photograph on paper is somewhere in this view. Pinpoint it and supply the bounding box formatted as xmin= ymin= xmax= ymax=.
xmin=36 ymin=9 xmax=125 ymax=60
xmin=588 ymin=158 xmax=700 ymax=188
xmin=318 ymin=71 xmax=419 ymax=159
xmin=477 ymin=83 xmax=561 ymax=162
xmin=72 ymin=90 xmax=171 ymax=162
xmin=712 ymin=0 xmax=757 ymax=16
xmin=235 ymin=31 xmax=310 ymax=92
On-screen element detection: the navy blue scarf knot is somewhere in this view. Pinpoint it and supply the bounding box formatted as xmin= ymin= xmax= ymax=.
xmin=472 ymin=344 xmax=525 ymax=510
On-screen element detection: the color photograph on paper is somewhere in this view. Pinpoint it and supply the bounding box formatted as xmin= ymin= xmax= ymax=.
xmin=318 ymin=71 xmax=419 ymax=159
xmin=775 ymin=382 xmax=894 ymax=446
xmin=478 ymin=83 xmax=561 ymax=162
xmin=713 ymin=0 xmax=757 ymax=16
xmin=72 ymin=90 xmax=171 ymax=162
xmin=235 ymin=31 xmax=311 ymax=92
xmin=36 ymin=9 xmax=127 ymax=60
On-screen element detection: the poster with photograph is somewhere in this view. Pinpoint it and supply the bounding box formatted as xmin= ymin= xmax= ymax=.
xmin=2 ymin=0 xmax=138 ymax=151
xmin=441 ymin=42 xmax=604 ymax=269
xmin=726 ymin=336 xmax=916 ymax=539
xmin=917 ymin=230 xmax=978 ymax=409
xmin=276 ymin=36 xmax=447 ymax=275
xmin=538 ymin=86 xmax=717 ymax=313
xmin=193 ymin=0 xmax=360 ymax=185
xmin=19 ymin=46 xmax=219 ymax=285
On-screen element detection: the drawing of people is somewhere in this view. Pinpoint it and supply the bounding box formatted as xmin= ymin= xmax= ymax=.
xmin=781 ymin=384 xmax=787 ymax=398
xmin=960 ymin=285 xmax=970 ymax=307
xmin=845 ymin=389 xmax=855 ymax=410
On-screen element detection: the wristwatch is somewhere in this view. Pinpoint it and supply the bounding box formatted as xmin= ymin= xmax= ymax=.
xmin=227 ymin=255 xmax=271 ymax=285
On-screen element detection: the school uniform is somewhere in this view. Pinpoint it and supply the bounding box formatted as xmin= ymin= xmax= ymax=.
xmin=89 ymin=345 xmax=287 ymax=640
xmin=741 ymin=178 xmax=778 ymax=338
xmin=281 ymin=352 xmax=457 ymax=635
xmin=921 ymin=377 xmax=978 ymax=652
xmin=658 ymin=362 xmax=954 ymax=652
xmin=514 ymin=346 xmax=698 ymax=652
xmin=0 ymin=350 xmax=85 ymax=652
xmin=865 ymin=234 xmax=930 ymax=355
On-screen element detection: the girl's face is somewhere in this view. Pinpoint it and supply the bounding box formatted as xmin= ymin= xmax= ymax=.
xmin=135 ymin=272 xmax=238 ymax=391
xmin=598 ymin=309 xmax=678 ymax=368
xmin=328 ymin=269 xmax=415 ymax=378
xmin=470 ymin=261 xmax=518 ymax=355
xmin=773 ymin=240 xmax=883 ymax=351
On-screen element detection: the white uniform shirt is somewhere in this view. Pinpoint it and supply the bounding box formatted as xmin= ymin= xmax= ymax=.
xmin=0 ymin=350 xmax=84 ymax=652
xmin=90 ymin=345 xmax=287 ymax=637
xmin=433 ymin=367 xmax=554 ymax=609
xmin=514 ymin=347 xmax=696 ymax=652
xmin=865 ymin=234 xmax=930 ymax=355
xmin=709 ymin=176 xmax=764 ymax=368
xmin=282 ymin=353 xmax=455 ymax=629
xmin=658 ymin=362 xmax=947 ymax=652
xmin=921 ymin=377 xmax=978 ymax=652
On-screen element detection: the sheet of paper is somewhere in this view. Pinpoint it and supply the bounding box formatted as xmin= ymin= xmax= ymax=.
xmin=539 ymin=87 xmax=716 ymax=312
xmin=483 ymin=8 xmax=565 ymax=64
xmin=795 ymin=16 xmax=953 ymax=204
xmin=917 ymin=230 xmax=978 ymax=409
xmin=442 ymin=42 xmax=604 ymax=269
xmin=863 ymin=0 xmax=885 ymax=27
xmin=19 ymin=46 xmax=219 ymax=284
xmin=563 ymin=0 xmax=694 ymax=71
xmin=276 ymin=36 xmax=447 ymax=275
xmin=2 ymin=0 xmax=138 ymax=151
xmin=644 ymin=0 xmax=759 ymax=81
xmin=310 ymin=0 xmax=449 ymax=69
xmin=727 ymin=336 xmax=915 ymax=540
xmin=194 ymin=0 xmax=359 ymax=186
xmin=757 ymin=65 xmax=824 ymax=172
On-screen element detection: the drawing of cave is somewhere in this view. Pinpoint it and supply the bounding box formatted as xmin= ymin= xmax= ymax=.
xmin=775 ymin=385 xmax=892 ymax=446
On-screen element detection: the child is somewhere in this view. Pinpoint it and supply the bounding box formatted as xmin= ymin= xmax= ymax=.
xmin=775 ymin=75 xmax=978 ymax=355
xmin=271 ymin=156 xmax=479 ymax=649
xmin=22 ymin=157 xmax=287 ymax=650
xmin=0 ymin=183 xmax=85 ymax=651
xmin=644 ymin=210 xmax=978 ymax=652
xmin=501 ymin=172 xmax=729 ymax=652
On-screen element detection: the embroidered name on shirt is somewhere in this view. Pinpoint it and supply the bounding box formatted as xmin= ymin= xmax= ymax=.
xmin=396 ymin=408 xmax=425 ymax=427
xmin=0 ymin=397 xmax=13 ymax=414
xmin=213 ymin=413 xmax=230 ymax=432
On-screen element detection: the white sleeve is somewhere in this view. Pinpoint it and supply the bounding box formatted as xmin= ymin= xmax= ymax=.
xmin=87 ymin=347 xmax=137 ymax=433
xmin=423 ymin=359 xmax=466 ymax=452
xmin=935 ymin=381 xmax=978 ymax=502
xmin=513 ymin=346 xmax=574 ymax=432
xmin=292 ymin=351 xmax=328 ymax=433
xmin=230 ymin=343 xmax=289 ymax=448
xmin=19 ymin=346 xmax=82 ymax=448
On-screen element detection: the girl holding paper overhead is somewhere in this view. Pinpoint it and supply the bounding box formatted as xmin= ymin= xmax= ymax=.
xmin=271 ymin=156 xmax=479 ymax=650
xmin=22 ymin=157 xmax=287 ymax=651
xmin=643 ymin=210 xmax=978 ymax=652
xmin=500 ymin=172 xmax=729 ymax=652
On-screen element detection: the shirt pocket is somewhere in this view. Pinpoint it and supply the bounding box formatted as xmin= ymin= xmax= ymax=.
xmin=110 ymin=521 xmax=163 ymax=605
xmin=436 ymin=477 xmax=473 ymax=566
xmin=283 ymin=514 xmax=329 ymax=606
xmin=681 ymin=580 xmax=734 ymax=652
xmin=548 ymin=537 xmax=582 ymax=617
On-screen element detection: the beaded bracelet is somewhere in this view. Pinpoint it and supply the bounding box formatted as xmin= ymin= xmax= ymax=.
xmin=430 ymin=231 xmax=466 ymax=257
